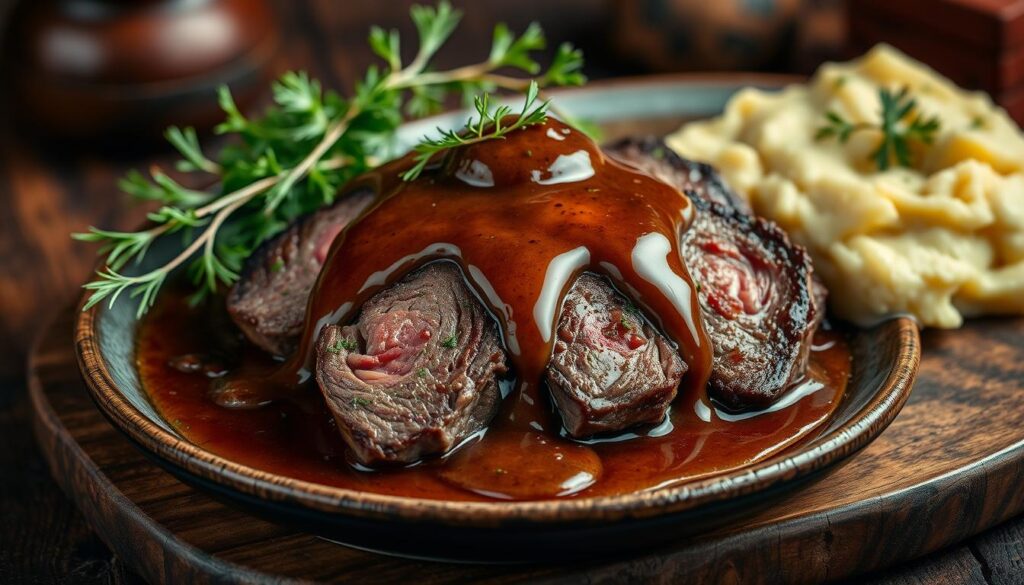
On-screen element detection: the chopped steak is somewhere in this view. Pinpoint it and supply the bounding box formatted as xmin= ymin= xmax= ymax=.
xmin=546 ymin=273 xmax=687 ymax=437
xmin=315 ymin=263 xmax=508 ymax=465
xmin=608 ymin=137 xmax=826 ymax=410
xmin=227 ymin=190 xmax=372 ymax=356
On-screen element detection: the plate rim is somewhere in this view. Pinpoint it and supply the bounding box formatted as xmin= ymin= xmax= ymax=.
xmin=74 ymin=73 xmax=920 ymax=527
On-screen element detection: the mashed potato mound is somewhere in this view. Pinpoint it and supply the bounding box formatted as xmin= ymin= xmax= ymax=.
xmin=668 ymin=44 xmax=1024 ymax=328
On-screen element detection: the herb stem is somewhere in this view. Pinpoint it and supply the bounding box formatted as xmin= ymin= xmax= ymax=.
xmin=196 ymin=174 xmax=279 ymax=218
xmin=389 ymin=63 xmax=492 ymax=89
xmin=481 ymin=73 xmax=537 ymax=90
xmin=140 ymin=197 xmax=247 ymax=286
xmin=202 ymin=197 xmax=247 ymax=266
xmin=264 ymin=106 xmax=363 ymax=213
xmin=76 ymin=2 xmax=585 ymax=315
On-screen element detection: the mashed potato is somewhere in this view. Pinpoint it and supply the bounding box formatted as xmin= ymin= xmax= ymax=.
xmin=668 ymin=44 xmax=1024 ymax=328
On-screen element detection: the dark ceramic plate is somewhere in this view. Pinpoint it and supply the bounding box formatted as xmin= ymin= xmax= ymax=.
xmin=75 ymin=75 xmax=921 ymax=562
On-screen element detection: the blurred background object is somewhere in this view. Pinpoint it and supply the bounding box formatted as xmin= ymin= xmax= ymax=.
xmin=847 ymin=0 xmax=1024 ymax=123
xmin=611 ymin=0 xmax=803 ymax=71
xmin=610 ymin=0 xmax=846 ymax=73
xmin=0 ymin=0 xmax=853 ymax=152
xmin=2 ymin=0 xmax=279 ymax=142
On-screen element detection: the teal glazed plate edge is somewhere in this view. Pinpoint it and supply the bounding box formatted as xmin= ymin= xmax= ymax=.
xmin=74 ymin=75 xmax=921 ymax=561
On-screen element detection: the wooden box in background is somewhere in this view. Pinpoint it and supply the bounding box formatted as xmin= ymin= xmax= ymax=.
xmin=847 ymin=0 xmax=1024 ymax=124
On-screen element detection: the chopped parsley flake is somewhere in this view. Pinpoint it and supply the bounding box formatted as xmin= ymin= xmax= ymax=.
xmin=441 ymin=334 xmax=458 ymax=348
xmin=351 ymin=397 xmax=371 ymax=408
xmin=327 ymin=338 xmax=357 ymax=353
xmin=270 ymin=258 xmax=285 ymax=272
xmin=416 ymin=367 xmax=428 ymax=378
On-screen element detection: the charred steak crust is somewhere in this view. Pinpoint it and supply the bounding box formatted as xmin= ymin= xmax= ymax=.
xmin=683 ymin=196 xmax=824 ymax=410
xmin=607 ymin=137 xmax=826 ymax=410
xmin=546 ymin=274 xmax=687 ymax=437
xmin=314 ymin=263 xmax=508 ymax=465
xmin=227 ymin=190 xmax=372 ymax=356
xmin=605 ymin=136 xmax=751 ymax=214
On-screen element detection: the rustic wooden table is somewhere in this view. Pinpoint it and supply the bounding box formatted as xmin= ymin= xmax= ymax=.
xmin=0 ymin=2 xmax=1021 ymax=583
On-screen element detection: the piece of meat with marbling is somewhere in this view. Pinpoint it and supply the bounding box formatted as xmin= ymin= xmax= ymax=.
xmin=546 ymin=273 xmax=687 ymax=437
xmin=227 ymin=190 xmax=372 ymax=356
xmin=315 ymin=263 xmax=508 ymax=465
xmin=608 ymin=137 xmax=826 ymax=410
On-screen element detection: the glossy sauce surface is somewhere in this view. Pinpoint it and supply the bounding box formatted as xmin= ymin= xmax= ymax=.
xmin=286 ymin=118 xmax=712 ymax=396
xmin=138 ymin=289 xmax=850 ymax=500
xmin=263 ymin=118 xmax=722 ymax=495
xmin=142 ymin=120 xmax=851 ymax=500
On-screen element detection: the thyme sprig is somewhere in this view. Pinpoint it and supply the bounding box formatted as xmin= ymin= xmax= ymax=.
xmin=74 ymin=1 xmax=585 ymax=317
xmin=401 ymin=80 xmax=549 ymax=181
xmin=815 ymin=86 xmax=941 ymax=171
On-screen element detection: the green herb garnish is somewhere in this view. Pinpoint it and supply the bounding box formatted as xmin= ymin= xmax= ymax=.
xmin=74 ymin=1 xmax=585 ymax=317
xmin=401 ymin=80 xmax=550 ymax=181
xmin=351 ymin=397 xmax=371 ymax=408
xmin=327 ymin=338 xmax=357 ymax=353
xmin=270 ymin=258 xmax=285 ymax=272
xmin=815 ymin=86 xmax=940 ymax=171
xmin=441 ymin=334 xmax=458 ymax=348
xmin=416 ymin=367 xmax=428 ymax=378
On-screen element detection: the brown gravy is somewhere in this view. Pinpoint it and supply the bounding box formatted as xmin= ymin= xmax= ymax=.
xmin=279 ymin=118 xmax=712 ymax=398
xmin=138 ymin=119 xmax=851 ymax=501
xmin=137 ymin=289 xmax=850 ymax=501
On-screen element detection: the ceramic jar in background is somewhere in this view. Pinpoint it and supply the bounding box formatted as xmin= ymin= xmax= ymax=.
xmin=3 ymin=0 xmax=279 ymax=142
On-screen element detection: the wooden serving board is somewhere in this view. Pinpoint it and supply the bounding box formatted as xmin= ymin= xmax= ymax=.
xmin=30 ymin=307 xmax=1024 ymax=584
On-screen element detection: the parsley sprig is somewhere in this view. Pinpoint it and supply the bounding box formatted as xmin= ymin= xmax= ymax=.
xmin=815 ymin=87 xmax=941 ymax=171
xmin=74 ymin=1 xmax=584 ymax=317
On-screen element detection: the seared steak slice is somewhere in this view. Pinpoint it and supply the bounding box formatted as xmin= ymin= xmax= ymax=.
xmin=683 ymin=198 xmax=823 ymax=410
xmin=227 ymin=191 xmax=372 ymax=356
xmin=607 ymin=136 xmax=751 ymax=214
xmin=315 ymin=263 xmax=508 ymax=465
xmin=546 ymin=274 xmax=687 ymax=437
xmin=608 ymin=138 xmax=825 ymax=410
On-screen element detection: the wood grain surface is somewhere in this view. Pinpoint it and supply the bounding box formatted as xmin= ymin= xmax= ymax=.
xmin=2 ymin=1 xmax=1022 ymax=583
xmin=29 ymin=306 xmax=1024 ymax=584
